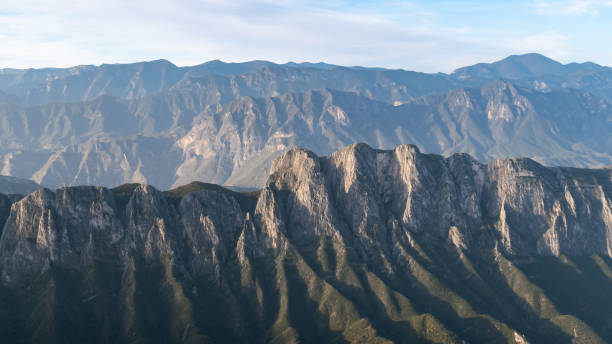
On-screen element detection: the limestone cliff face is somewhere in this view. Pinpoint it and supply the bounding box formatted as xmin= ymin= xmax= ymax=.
xmin=1 ymin=144 xmax=612 ymax=343
xmin=261 ymin=143 xmax=612 ymax=259
xmin=0 ymin=187 xmax=124 ymax=285
xmin=0 ymin=184 xmax=249 ymax=286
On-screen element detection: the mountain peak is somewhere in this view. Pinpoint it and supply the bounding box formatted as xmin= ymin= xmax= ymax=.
xmin=148 ymin=58 xmax=177 ymax=67
xmin=501 ymin=52 xmax=561 ymax=65
xmin=452 ymin=52 xmax=566 ymax=80
xmin=98 ymin=58 xmax=177 ymax=68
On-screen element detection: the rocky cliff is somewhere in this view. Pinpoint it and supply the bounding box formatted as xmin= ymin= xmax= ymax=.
xmin=0 ymin=143 xmax=611 ymax=343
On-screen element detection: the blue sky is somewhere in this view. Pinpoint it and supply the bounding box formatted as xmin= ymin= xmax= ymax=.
xmin=1 ymin=0 xmax=611 ymax=72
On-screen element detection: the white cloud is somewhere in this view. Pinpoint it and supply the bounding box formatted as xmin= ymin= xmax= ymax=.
xmin=507 ymin=31 xmax=572 ymax=59
xmin=0 ymin=0 xmax=609 ymax=72
xmin=0 ymin=0 xmax=480 ymax=71
xmin=534 ymin=0 xmax=612 ymax=16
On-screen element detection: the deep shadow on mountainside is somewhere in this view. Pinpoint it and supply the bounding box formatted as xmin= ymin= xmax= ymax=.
xmin=1 ymin=143 xmax=611 ymax=343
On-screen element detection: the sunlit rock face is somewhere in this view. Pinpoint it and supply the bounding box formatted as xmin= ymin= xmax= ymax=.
xmin=0 ymin=144 xmax=611 ymax=343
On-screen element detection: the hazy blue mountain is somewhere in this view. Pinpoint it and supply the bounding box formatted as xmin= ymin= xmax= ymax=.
xmin=1 ymin=81 xmax=610 ymax=189
xmin=175 ymin=83 xmax=612 ymax=187
xmin=0 ymin=90 xmax=211 ymax=154
xmin=0 ymin=90 xmax=20 ymax=104
xmin=39 ymin=137 xmax=180 ymax=189
xmin=1 ymin=59 xmax=441 ymax=105
xmin=514 ymin=69 xmax=612 ymax=103
xmin=170 ymin=64 xmax=457 ymax=106
xmin=406 ymin=80 xmax=612 ymax=166
xmin=1 ymin=54 xmax=612 ymax=189
xmin=284 ymin=61 xmax=338 ymax=69
xmin=4 ymin=53 xmax=612 ymax=106
xmin=0 ymin=59 xmax=277 ymax=105
xmin=452 ymin=53 xmax=612 ymax=102
xmin=0 ymin=175 xmax=41 ymax=195
xmin=453 ymin=53 xmax=568 ymax=80
xmin=452 ymin=53 xmax=608 ymax=81
xmin=0 ymin=60 xmax=190 ymax=105
xmin=1 ymin=144 xmax=611 ymax=343
xmin=192 ymin=59 xmax=338 ymax=75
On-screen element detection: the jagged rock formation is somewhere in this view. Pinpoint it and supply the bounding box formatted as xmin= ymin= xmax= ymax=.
xmin=1 ymin=143 xmax=611 ymax=343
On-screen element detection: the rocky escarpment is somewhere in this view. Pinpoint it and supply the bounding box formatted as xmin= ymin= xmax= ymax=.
xmin=301 ymin=143 xmax=612 ymax=258
xmin=0 ymin=144 xmax=611 ymax=343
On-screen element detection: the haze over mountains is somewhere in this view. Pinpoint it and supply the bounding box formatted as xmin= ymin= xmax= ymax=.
xmin=0 ymin=176 xmax=41 ymax=195
xmin=1 ymin=53 xmax=611 ymax=189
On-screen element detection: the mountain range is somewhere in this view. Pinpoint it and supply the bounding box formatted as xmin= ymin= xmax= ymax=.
xmin=0 ymin=53 xmax=611 ymax=190
xmin=1 ymin=143 xmax=611 ymax=343
xmin=1 ymin=53 xmax=612 ymax=343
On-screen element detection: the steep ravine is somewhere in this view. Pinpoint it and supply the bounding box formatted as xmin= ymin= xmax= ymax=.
xmin=0 ymin=143 xmax=611 ymax=343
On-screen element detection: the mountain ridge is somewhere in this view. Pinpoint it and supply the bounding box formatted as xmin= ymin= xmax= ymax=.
xmin=1 ymin=80 xmax=610 ymax=190
xmin=1 ymin=53 xmax=611 ymax=191
xmin=1 ymin=143 xmax=611 ymax=343
xmin=3 ymin=53 xmax=611 ymax=105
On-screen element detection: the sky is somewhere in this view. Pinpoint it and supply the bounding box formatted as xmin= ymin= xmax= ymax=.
xmin=1 ymin=0 xmax=611 ymax=72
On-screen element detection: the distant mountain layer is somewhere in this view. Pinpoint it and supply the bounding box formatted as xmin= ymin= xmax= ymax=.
xmin=0 ymin=53 xmax=611 ymax=189
xmin=0 ymin=59 xmax=289 ymax=104
xmin=452 ymin=53 xmax=606 ymax=80
xmin=452 ymin=53 xmax=612 ymax=101
xmin=0 ymin=59 xmax=453 ymax=105
xmin=0 ymin=175 xmax=41 ymax=195
xmin=2 ymin=53 xmax=612 ymax=105
xmin=0 ymin=81 xmax=610 ymax=189
xmin=1 ymin=144 xmax=611 ymax=343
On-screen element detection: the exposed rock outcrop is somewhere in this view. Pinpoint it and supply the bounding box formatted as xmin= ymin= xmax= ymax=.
xmin=1 ymin=144 xmax=611 ymax=343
